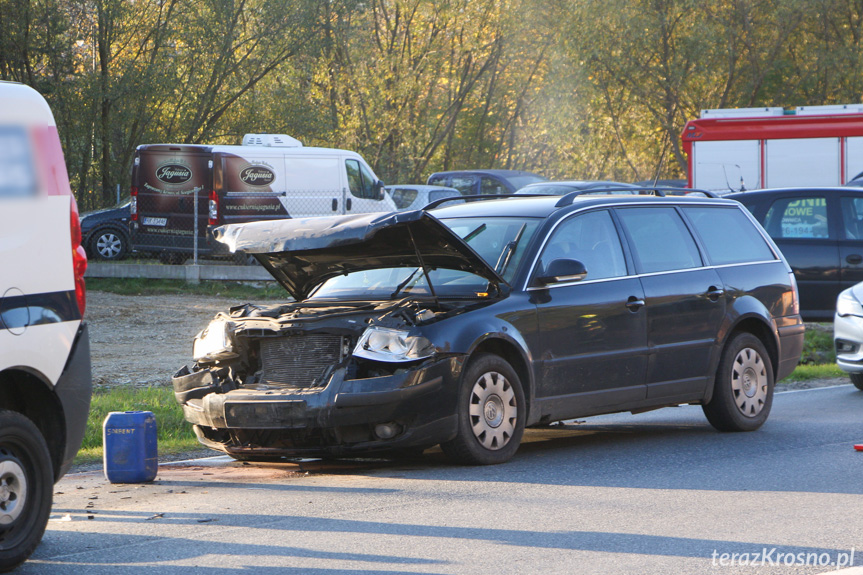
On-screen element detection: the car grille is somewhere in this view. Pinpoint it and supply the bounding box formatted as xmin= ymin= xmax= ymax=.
xmin=259 ymin=334 xmax=343 ymax=388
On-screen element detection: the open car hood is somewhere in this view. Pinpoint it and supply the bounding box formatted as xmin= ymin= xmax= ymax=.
xmin=213 ymin=210 xmax=506 ymax=301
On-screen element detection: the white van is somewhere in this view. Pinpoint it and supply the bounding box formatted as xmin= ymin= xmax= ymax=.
xmin=0 ymin=82 xmax=92 ymax=569
xmin=131 ymin=134 xmax=395 ymax=260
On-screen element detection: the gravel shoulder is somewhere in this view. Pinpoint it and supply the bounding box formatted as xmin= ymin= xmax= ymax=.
xmin=88 ymin=290 xmax=242 ymax=388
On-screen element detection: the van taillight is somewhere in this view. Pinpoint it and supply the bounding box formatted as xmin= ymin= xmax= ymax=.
xmin=208 ymin=190 xmax=218 ymax=225
xmin=70 ymin=196 xmax=87 ymax=317
xmin=130 ymin=185 xmax=138 ymax=221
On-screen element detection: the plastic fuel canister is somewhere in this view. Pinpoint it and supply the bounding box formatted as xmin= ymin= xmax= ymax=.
xmin=103 ymin=411 xmax=158 ymax=483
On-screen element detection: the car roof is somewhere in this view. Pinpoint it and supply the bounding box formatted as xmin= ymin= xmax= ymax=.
xmin=430 ymin=193 xmax=737 ymax=219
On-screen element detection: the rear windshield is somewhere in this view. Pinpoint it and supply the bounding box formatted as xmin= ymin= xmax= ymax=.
xmin=0 ymin=126 xmax=36 ymax=197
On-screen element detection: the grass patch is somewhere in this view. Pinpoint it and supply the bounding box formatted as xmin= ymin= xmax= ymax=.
xmin=87 ymin=277 xmax=286 ymax=300
xmin=781 ymin=363 xmax=845 ymax=381
xmin=75 ymin=386 xmax=201 ymax=465
xmin=800 ymin=324 xmax=836 ymax=364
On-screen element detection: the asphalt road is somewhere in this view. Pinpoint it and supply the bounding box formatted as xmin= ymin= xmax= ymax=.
xmin=21 ymin=385 xmax=863 ymax=575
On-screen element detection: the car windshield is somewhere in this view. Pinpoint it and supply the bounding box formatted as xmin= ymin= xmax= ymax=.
xmin=308 ymin=216 xmax=541 ymax=300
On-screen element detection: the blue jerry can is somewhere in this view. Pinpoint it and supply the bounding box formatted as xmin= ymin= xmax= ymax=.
xmin=103 ymin=411 xmax=158 ymax=483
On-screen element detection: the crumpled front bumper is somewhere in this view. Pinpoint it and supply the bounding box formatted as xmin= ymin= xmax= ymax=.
xmin=172 ymin=356 xmax=463 ymax=456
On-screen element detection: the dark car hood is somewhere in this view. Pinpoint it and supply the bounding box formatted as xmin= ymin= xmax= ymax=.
xmin=213 ymin=210 xmax=506 ymax=301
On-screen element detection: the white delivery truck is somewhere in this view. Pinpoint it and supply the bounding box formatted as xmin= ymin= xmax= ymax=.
xmin=0 ymin=82 xmax=92 ymax=569
xmin=681 ymin=104 xmax=863 ymax=193
xmin=131 ymin=134 xmax=395 ymax=261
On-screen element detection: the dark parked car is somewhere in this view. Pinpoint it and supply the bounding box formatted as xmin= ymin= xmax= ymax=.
xmin=427 ymin=169 xmax=546 ymax=195
xmin=80 ymin=201 xmax=131 ymax=260
xmin=173 ymin=193 xmax=804 ymax=465
xmin=727 ymin=187 xmax=863 ymax=320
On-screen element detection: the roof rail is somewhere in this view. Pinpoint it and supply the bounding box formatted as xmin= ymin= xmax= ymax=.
xmin=422 ymin=187 xmax=719 ymax=211
xmin=422 ymin=193 xmax=546 ymax=210
xmin=554 ymin=187 xmax=717 ymax=207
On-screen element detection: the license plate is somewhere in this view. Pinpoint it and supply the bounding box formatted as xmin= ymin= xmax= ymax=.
xmin=142 ymin=217 xmax=168 ymax=226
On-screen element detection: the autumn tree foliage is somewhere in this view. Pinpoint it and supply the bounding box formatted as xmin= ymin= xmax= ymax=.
xmin=1 ymin=0 xmax=861 ymax=209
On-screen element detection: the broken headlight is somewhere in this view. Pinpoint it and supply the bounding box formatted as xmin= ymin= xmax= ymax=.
xmin=193 ymin=318 xmax=238 ymax=362
xmin=353 ymin=326 xmax=434 ymax=363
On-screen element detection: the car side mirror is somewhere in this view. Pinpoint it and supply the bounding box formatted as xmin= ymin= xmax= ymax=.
xmin=376 ymin=180 xmax=385 ymax=200
xmin=536 ymin=259 xmax=588 ymax=285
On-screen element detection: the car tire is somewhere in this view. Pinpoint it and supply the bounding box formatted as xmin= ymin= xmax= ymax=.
xmin=703 ymin=332 xmax=774 ymax=432
xmin=441 ymin=353 xmax=525 ymax=465
xmin=850 ymin=373 xmax=863 ymax=391
xmin=0 ymin=410 xmax=53 ymax=572
xmin=90 ymin=228 xmax=128 ymax=260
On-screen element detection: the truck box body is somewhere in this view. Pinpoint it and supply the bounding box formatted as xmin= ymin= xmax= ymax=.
xmin=682 ymin=105 xmax=863 ymax=193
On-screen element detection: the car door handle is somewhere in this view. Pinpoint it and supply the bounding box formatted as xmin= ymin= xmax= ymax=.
xmin=706 ymin=286 xmax=725 ymax=302
xmin=346 ymin=198 xmax=352 ymax=211
xmin=847 ymin=254 xmax=863 ymax=265
xmin=625 ymin=296 xmax=645 ymax=312
xmin=332 ymin=198 xmax=338 ymax=211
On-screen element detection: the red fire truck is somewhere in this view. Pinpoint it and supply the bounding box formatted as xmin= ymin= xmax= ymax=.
xmin=681 ymin=104 xmax=863 ymax=193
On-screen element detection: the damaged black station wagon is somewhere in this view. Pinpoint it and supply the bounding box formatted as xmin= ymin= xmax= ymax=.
xmin=172 ymin=191 xmax=805 ymax=465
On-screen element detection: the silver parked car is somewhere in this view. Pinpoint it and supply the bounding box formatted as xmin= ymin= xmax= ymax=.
xmin=834 ymin=282 xmax=863 ymax=390
xmin=386 ymin=184 xmax=462 ymax=210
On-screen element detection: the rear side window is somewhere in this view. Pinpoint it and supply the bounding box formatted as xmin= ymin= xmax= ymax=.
xmin=481 ymin=177 xmax=507 ymax=195
xmin=0 ymin=126 xmax=36 ymax=197
xmin=616 ymin=207 xmax=703 ymax=273
xmin=763 ymin=196 xmax=830 ymax=239
xmin=389 ymin=188 xmax=417 ymax=209
xmin=450 ymin=176 xmax=478 ymax=195
xmin=683 ymin=206 xmax=776 ymax=265
xmin=429 ymin=190 xmax=458 ymax=203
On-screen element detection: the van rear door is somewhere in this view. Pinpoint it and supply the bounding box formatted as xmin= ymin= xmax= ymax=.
xmin=215 ymin=152 xmax=290 ymax=223
xmin=132 ymin=145 xmax=212 ymax=256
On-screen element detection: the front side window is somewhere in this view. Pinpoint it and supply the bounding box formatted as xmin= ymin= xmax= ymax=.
xmin=538 ymin=210 xmax=627 ymax=281
xmin=841 ymin=196 xmax=863 ymax=239
xmin=616 ymin=207 xmax=703 ymax=273
xmin=346 ymin=159 xmax=379 ymax=199
xmin=763 ymin=196 xmax=829 ymax=239
xmin=683 ymin=206 xmax=775 ymax=265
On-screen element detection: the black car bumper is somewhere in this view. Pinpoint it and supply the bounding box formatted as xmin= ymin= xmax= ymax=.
xmin=172 ymin=356 xmax=464 ymax=457
xmin=776 ymin=319 xmax=806 ymax=381
xmin=53 ymin=322 xmax=93 ymax=479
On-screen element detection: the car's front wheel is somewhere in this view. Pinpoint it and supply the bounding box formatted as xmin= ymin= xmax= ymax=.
xmin=849 ymin=373 xmax=863 ymax=391
xmin=441 ymin=353 xmax=525 ymax=465
xmin=0 ymin=410 xmax=53 ymax=572
xmin=703 ymin=332 xmax=774 ymax=432
xmin=90 ymin=228 xmax=128 ymax=260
